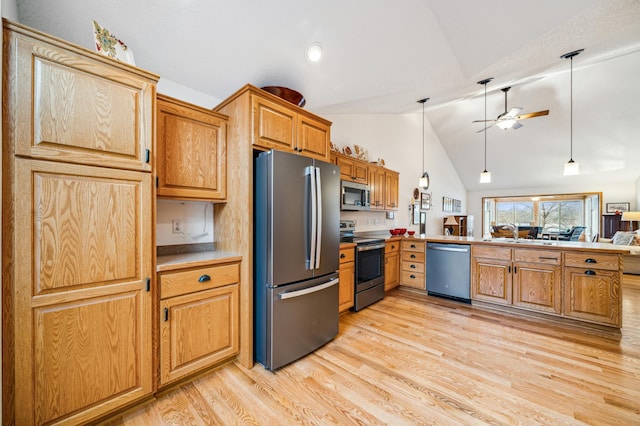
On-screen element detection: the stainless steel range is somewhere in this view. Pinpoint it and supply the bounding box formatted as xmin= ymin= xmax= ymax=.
xmin=340 ymin=220 xmax=385 ymax=311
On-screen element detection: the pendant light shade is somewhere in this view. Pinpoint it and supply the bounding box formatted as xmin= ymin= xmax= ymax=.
xmin=561 ymin=49 xmax=583 ymax=176
xmin=417 ymin=98 xmax=430 ymax=189
xmin=478 ymin=78 xmax=493 ymax=183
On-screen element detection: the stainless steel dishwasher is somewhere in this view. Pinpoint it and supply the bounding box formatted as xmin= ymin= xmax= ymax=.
xmin=426 ymin=242 xmax=471 ymax=303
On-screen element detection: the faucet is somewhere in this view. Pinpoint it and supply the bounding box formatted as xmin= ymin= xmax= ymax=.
xmin=501 ymin=223 xmax=518 ymax=240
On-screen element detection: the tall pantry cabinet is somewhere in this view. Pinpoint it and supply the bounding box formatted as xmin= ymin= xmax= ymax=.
xmin=2 ymin=20 xmax=158 ymax=425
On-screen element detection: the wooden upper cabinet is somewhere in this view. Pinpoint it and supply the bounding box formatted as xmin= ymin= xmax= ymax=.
xmin=298 ymin=114 xmax=330 ymax=160
xmin=336 ymin=155 xmax=368 ymax=184
xmin=249 ymin=87 xmax=331 ymax=161
xmin=252 ymin=95 xmax=296 ymax=152
xmin=385 ymin=170 xmax=399 ymax=210
xmin=156 ymin=94 xmax=228 ymax=200
xmin=4 ymin=22 xmax=157 ymax=171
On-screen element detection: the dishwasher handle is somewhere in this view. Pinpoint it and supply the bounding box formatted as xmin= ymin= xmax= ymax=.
xmin=428 ymin=244 xmax=469 ymax=253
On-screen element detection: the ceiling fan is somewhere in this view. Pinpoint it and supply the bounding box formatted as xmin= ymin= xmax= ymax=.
xmin=473 ymin=86 xmax=549 ymax=133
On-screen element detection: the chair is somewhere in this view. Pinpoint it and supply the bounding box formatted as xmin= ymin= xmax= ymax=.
xmin=527 ymin=226 xmax=542 ymax=239
xmin=557 ymin=226 xmax=586 ymax=241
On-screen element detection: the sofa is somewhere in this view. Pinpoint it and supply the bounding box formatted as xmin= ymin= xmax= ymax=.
xmin=598 ymin=230 xmax=640 ymax=275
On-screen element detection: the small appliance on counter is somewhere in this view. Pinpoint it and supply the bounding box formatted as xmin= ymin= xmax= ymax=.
xmin=340 ymin=220 xmax=386 ymax=311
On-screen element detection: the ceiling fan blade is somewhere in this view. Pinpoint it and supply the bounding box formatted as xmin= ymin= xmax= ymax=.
xmin=476 ymin=123 xmax=496 ymax=133
xmin=516 ymin=110 xmax=549 ymax=120
xmin=512 ymin=121 xmax=523 ymax=130
xmin=504 ymin=107 xmax=523 ymax=119
xmin=472 ymin=119 xmax=497 ymax=123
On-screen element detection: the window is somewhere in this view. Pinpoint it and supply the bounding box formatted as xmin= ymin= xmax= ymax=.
xmin=482 ymin=192 xmax=601 ymax=239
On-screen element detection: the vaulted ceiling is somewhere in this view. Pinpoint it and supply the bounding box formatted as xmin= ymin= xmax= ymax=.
xmin=13 ymin=0 xmax=640 ymax=192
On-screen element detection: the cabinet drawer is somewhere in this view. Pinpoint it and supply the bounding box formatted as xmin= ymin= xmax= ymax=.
xmin=564 ymin=252 xmax=619 ymax=271
xmin=514 ymin=249 xmax=561 ymax=265
xmin=473 ymin=245 xmax=512 ymax=261
xmin=402 ymin=251 xmax=425 ymax=263
xmin=402 ymin=240 xmax=425 ymax=252
xmin=339 ymin=246 xmax=355 ymax=264
xmin=402 ymin=260 xmax=425 ymax=274
xmin=401 ymin=271 xmax=425 ymax=288
xmin=385 ymin=239 xmax=401 ymax=254
xmin=160 ymin=263 xmax=240 ymax=299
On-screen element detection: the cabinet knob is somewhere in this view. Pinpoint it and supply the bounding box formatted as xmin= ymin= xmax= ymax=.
xmin=410 ymin=274 xmax=416 ymax=279
xmin=410 ymin=254 xmax=416 ymax=259
xmin=410 ymin=264 xmax=416 ymax=269
xmin=410 ymin=244 xmax=416 ymax=248
xmin=199 ymin=274 xmax=211 ymax=282
xmin=585 ymin=270 xmax=596 ymax=275
xmin=340 ymin=253 xmax=346 ymax=259
xmin=585 ymin=258 xmax=597 ymax=263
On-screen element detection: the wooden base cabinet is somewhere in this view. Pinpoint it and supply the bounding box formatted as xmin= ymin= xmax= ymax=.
xmin=158 ymin=261 xmax=240 ymax=386
xmin=384 ymin=239 xmax=401 ymax=290
xmin=339 ymin=245 xmax=356 ymax=312
xmin=401 ymin=240 xmax=426 ymax=289
xmin=2 ymin=20 xmax=157 ymax=425
xmin=471 ymin=246 xmax=512 ymax=305
xmin=563 ymin=252 xmax=621 ymax=327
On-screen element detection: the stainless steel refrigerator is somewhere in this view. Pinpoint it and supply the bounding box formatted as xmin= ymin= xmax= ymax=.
xmin=254 ymin=150 xmax=340 ymax=370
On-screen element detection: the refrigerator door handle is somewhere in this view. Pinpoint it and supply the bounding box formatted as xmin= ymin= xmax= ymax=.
xmin=314 ymin=166 xmax=322 ymax=269
xmin=279 ymin=278 xmax=339 ymax=300
xmin=306 ymin=166 xmax=317 ymax=270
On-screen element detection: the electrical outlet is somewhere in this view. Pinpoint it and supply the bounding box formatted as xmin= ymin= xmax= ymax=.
xmin=172 ymin=220 xmax=183 ymax=234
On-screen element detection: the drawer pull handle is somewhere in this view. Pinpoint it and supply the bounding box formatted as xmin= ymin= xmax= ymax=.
xmin=410 ymin=264 xmax=416 ymax=269
xmin=585 ymin=270 xmax=596 ymax=276
xmin=585 ymin=258 xmax=597 ymax=263
xmin=199 ymin=274 xmax=211 ymax=283
xmin=410 ymin=244 xmax=416 ymax=248
xmin=410 ymin=254 xmax=416 ymax=259
xmin=340 ymin=253 xmax=346 ymax=259
xmin=410 ymin=274 xmax=416 ymax=279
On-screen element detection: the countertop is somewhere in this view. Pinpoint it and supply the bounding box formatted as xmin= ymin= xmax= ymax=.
xmin=157 ymin=250 xmax=243 ymax=272
xmin=394 ymin=234 xmax=632 ymax=254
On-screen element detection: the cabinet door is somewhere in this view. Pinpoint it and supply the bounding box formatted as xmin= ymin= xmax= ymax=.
xmin=337 ymin=155 xmax=368 ymax=183
xmin=384 ymin=251 xmax=400 ymax=291
xmin=11 ymin=159 xmax=153 ymax=425
xmin=369 ymin=166 xmax=386 ymax=209
xmin=252 ymin=95 xmax=296 ymax=152
xmin=160 ymin=284 xmax=239 ymax=385
xmin=512 ymin=263 xmax=562 ymax=314
xmin=563 ymin=268 xmax=621 ymax=326
xmin=471 ymin=258 xmax=512 ymax=305
xmin=156 ymin=95 xmax=227 ymax=200
xmin=298 ymin=114 xmax=330 ymax=161
xmin=6 ymin=29 xmax=155 ymax=171
xmin=385 ymin=170 xmax=399 ymax=210
xmin=338 ymin=261 xmax=355 ymax=312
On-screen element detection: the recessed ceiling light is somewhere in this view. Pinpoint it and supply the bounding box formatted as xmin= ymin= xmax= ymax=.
xmin=305 ymin=43 xmax=323 ymax=62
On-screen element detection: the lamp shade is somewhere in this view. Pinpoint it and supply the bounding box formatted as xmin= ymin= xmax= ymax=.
xmin=563 ymin=160 xmax=579 ymax=176
xmin=444 ymin=215 xmax=458 ymax=226
xmin=480 ymin=170 xmax=491 ymax=183
xmin=621 ymin=211 xmax=640 ymax=221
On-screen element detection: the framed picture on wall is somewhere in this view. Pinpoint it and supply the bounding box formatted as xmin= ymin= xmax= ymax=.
xmin=606 ymin=202 xmax=630 ymax=213
xmin=421 ymin=192 xmax=431 ymax=210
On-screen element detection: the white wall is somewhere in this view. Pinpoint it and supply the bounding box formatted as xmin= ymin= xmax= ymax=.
xmin=325 ymin=113 xmax=467 ymax=235
xmin=156 ymin=200 xmax=214 ymax=246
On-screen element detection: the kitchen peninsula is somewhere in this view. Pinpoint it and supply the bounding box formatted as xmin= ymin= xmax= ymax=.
xmin=399 ymin=235 xmax=629 ymax=328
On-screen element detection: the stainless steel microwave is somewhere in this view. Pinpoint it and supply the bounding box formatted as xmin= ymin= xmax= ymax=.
xmin=341 ymin=180 xmax=370 ymax=211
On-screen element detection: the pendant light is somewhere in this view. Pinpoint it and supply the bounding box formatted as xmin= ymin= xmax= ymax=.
xmin=417 ymin=98 xmax=430 ymax=190
xmin=478 ymin=78 xmax=493 ymax=183
xmin=561 ymin=49 xmax=583 ymax=176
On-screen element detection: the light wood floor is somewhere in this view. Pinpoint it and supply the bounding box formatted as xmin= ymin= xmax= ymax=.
xmin=105 ymin=275 xmax=640 ymax=425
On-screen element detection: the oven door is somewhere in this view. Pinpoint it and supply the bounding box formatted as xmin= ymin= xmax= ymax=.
xmin=355 ymin=243 xmax=385 ymax=291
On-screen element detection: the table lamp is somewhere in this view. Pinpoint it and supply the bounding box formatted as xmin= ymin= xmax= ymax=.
xmin=621 ymin=211 xmax=640 ymax=231
xmin=444 ymin=215 xmax=458 ymax=235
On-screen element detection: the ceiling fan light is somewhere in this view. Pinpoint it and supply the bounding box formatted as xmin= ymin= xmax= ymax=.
xmin=480 ymin=170 xmax=492 ymax=183
xmin=305 ymin=43 xmax=323 ymax=62
xmin=564 ymin=159 xmax=579 ymax=175
xmin=496 ymin=119 xmax=517 ymax=130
